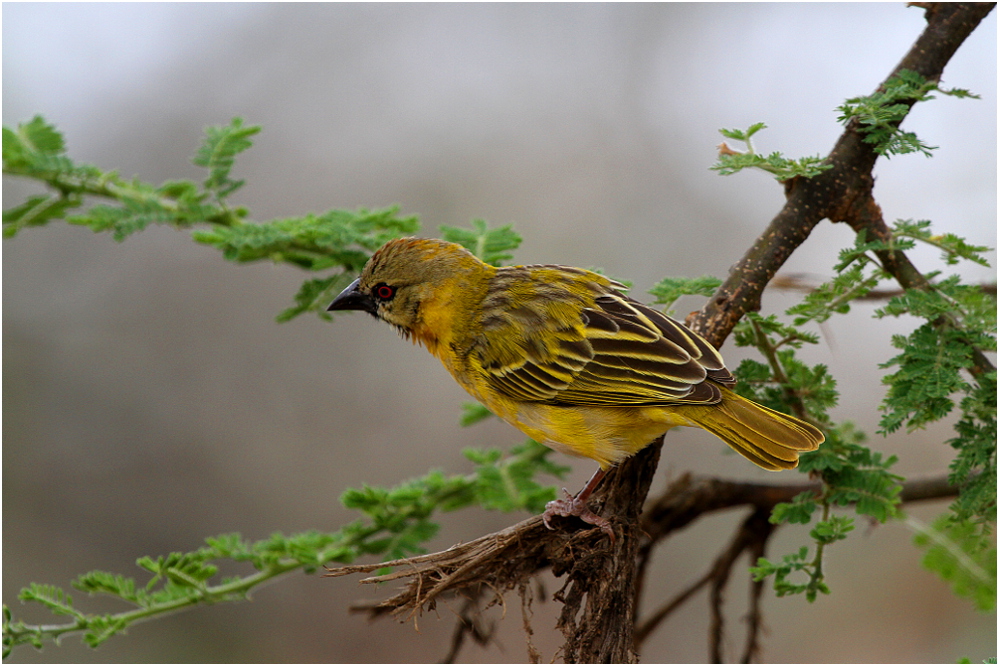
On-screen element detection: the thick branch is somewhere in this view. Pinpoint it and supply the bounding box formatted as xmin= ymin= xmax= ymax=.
xmin=326 ymin=474 xmax=958 ymax=618
xmin=640 ymin=472 xmax=958 ymax=545
xmin=686 ymin=2 xmax=995 ymax=348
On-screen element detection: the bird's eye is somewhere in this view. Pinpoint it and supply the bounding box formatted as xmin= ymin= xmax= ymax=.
xmin=372 ymin=283 xmax=396 ymax=301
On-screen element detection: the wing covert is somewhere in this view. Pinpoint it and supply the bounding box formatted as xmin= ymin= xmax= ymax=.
xmin=472 ymin=268 xmax=731 ymax=407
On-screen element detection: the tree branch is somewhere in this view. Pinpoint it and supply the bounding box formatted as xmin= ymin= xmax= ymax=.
xmin=686 ymin=2 xmax=995 ymax=349
xmin=326 ymin=473 xmax=958 ymax=652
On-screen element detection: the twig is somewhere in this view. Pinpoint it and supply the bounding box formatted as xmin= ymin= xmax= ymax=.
xmin=441 ymin=594 xmax=495 ymax=664
xmin=518 ymin=580 xmax=542 ymax=664
xmin=740 ymin=521 xmax=770 ymax=664
xmin=768 ymin=273 xmax=997 ymax=300
xmin=634 ymin=571 xmax=713 ymax=647
xmin=329 ymin=473 xmax=957 ymax=623
xmin=708 ymin=510 xmax=774 ymax=663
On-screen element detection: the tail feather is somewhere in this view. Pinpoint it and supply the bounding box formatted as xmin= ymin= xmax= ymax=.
xmin=680 ymin=388 xmax=824 ymax=471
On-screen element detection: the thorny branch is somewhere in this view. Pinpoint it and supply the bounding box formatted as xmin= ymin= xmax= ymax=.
xmin=325 ymin=4 xmax=993 ymax=662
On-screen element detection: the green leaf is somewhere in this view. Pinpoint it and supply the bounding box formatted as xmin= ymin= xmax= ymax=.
xmin=892 ymin=219 xmax=992 ymax=267
xmin=835 ymin=70 xmax=978 ymax=158
xmin=192 ymin=207 xmax=418 ymax=270
xmin=192 ymin=118 xmax=261 ymax=198
xmin=439 ymin=219 xmax=522 ymax=266
xmin=277 ymin=276 xmax=343 ymax=323
xmin=459 ymin=402 xmax=494 ymax=427
xmin=718 ymin=122 xmax=767 ymax=142
xmin=2 ymin=194 xmax=82 ymax=238
xmin=912 ymin=515 xmax=997 ymax=612
xmin=18 ymin=584 xmax=80 ymax=620
xmin=786 ymin=261 xmax=887 ymax=325
xmin=648 ymin=275 xmax=722 ymax=313
xmin=712 ymin=124 xmax=831 ymax=180
xmin=771 ymin=492 xmax=819 ymax=525
xmin=3 ymin=116 xmax=65 ymax=167
xmin=809 ymin=515 xmax=854 ymax=545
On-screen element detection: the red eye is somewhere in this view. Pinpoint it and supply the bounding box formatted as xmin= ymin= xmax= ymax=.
xmin=373 ymin=283 xmax=396 ymax=300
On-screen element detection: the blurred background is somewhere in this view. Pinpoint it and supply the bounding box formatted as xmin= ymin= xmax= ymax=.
xmin=3 ymin=3 xmax=996 ymax=663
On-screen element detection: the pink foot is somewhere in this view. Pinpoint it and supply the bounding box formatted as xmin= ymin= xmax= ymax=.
xmin=542 ymin=487 xmax=615 ymax=543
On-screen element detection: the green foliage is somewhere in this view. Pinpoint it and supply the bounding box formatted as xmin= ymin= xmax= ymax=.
xmin=731 ymin=313 xmax=834 ymax=422
xmin=879 ymin=321 xmax=976 ymax=432
xmin=947 ymin=375 xmax=998 ymax=528
xmin=743 ymin=214 xmax=995 ymax=602
xmin=648 ymin=275 xmax=722 ymax=314
xmin=796 ymin=423 xmax=903 ymax=524
xmin=893 ymin=219 xmax=992 ymax=267
xmin=751 ymin=512 xmax=855 ymax=603
xmin=193 ymin=117 xmax=260 ymax=199
xmin=459 ymin=401 xmax=494 ymax=427
xmin=731 ymin=310 xmax=902 ymax=600
xmin=911 ymin=516 xmax=997 ymax=613
xmin=866 ymin=228 xmax=997 ymax=532
xmin=440 ymin=218 xmax=522 ymax=266
xmin=786 ymin=255 xmax=886 ymax=325
xmin=751 ymin=546 xmax=830 ymax=602
xmin=3 ymin=116 xmax=249 ymax=240
xmin=711 ymin=123 xmax=832 ymax=181
xmin=464 ymin=439 xmax=570 ymax=513
xmin=193 ymin=207 xmax=419 ymax=321
xmin=192 ymin=207 xmax=418 ymax=271
xmin=2 ymin=116 xmax=421 ymax=321
xmin=3 ymin=435 xmax=565 ymax=656
xmin=836 ymin=69 xmax=979 ymax=158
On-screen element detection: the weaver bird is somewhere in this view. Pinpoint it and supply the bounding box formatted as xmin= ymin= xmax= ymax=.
xmin=329 ymin=237 xmax=823 ymax=539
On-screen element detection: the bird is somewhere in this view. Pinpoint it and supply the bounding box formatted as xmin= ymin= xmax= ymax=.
xmin=328 ymin=237 xmax=824 ymax=539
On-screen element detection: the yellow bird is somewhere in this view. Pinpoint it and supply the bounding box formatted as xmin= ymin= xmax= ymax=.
xmin=329 ymin=237 xmax=823 ymax=537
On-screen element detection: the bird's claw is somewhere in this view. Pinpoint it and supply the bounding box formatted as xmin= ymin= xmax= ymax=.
xmin=542 ymin=490 xmax=615 ymax=543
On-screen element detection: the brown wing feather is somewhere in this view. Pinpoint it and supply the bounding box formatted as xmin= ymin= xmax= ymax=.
xmin=553 ymin=291 xmax=723 ymax=405
xmin=475 ymin=270 xmax=732 ymax=407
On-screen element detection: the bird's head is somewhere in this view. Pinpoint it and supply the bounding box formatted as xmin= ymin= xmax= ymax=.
xmin=327 ymin=237 xmax=487 ymax=339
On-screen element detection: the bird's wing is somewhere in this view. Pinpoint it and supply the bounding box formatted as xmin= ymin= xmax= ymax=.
xmin=556 ymin=292 xmax=735 ymax=405
xmin=474 ymin=272 xmax=733 ymax=406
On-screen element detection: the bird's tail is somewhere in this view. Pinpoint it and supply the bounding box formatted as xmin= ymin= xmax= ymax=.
xmin=678 ymin=388 xmax=824 ymax=471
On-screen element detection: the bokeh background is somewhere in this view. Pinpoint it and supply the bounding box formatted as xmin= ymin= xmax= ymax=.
xmin=3 ymin=3 xmax=996 ymax=663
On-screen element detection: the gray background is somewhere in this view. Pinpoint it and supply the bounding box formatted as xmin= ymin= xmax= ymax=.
xmin=3 ymin=3 xmax=996 ymax=663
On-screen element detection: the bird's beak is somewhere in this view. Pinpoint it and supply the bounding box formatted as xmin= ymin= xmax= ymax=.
xmin=327 ymin=278 xmax=377 ymax=315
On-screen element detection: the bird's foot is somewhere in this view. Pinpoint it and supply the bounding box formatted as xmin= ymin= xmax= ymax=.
xmin=542 ymin=488 xmax=615 ymax=543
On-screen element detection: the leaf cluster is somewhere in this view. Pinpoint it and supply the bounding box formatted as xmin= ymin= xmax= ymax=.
xmin=863 ymin=224 xmax=997 ymax=532
xmin=3 ymin=436 xmax=566 ymax=656
xmin=2 ymin=116 xmax=421 ymax=322
xmin=740 ymin=216 xmax=994 ymax=603
xmin=3 ymin=116 xmax=256 ymax=240
xmin=912 ymin=516 xmax=997 ymax=612
xmin=648 ymin=275 xmax=722 ymax=315
xmin=836 ymin=69 xmax=979 ymax=157
xmin=730 ymin=313 xmax=835 ymax=420
xmin=440 ymin=218 xmax=523 ymax=266
xmin=711 ymin=123 xmax=832 ymax=181
xmin=194 ymin=207 xmax=419 ymax=321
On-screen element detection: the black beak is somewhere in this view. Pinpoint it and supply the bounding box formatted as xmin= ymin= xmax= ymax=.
xmin=327 ymin=278 xmax=377 ymax=315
